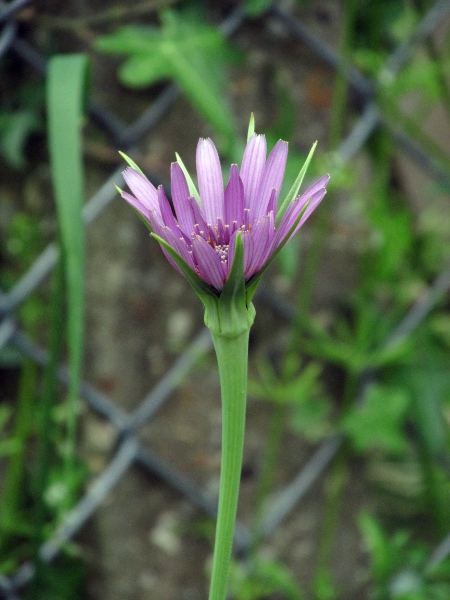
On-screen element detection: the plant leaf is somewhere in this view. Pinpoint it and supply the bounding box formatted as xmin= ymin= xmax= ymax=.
xmin=151 ymin=233 xmax=218 ymax=305
xmin=118 ymin=151 xmax=144 ymax=174
xmin=47 ymin=54 xmax=89 ymax=498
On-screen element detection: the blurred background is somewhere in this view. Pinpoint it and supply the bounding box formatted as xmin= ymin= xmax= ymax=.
xmin=1 ymin=1 xmax=450 ymax=599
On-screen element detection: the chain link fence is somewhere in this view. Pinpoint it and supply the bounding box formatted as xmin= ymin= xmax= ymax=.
xmin=1 ymin=1 xmax=450 ymax=597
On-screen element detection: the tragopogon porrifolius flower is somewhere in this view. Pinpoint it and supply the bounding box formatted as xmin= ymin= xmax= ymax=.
xmin=118 ymin=117 xmax=329 ymax=600
xmin=119 ymin=126 xmax=329 ymax=293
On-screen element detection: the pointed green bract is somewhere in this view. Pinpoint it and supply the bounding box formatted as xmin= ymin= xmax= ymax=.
xmin=175 ymin=152 xmax=201 ymax=208
xmin=276 ymin=141 xmax=317 ymax=226
xmin=153 ymin=233 xmax=254 ymax=337
xmin=132 ymin=207 xmax=154 ymax=234
xmin=247 ymin=112 xmax=255 ymax=142
xmin=151 ymin=233 xmax=217 ymax=303
xmin=215 ymin=234 xmax=255 ymax=336
xmin=119 ymin=151 xmax=144 ymax=174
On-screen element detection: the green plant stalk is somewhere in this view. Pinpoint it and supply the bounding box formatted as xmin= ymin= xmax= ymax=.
xmin=409 ymin=379 xmax=450 ymax=536
xmin=208 ymin=328 xmax=250 ymax=600
xmin=0 ymin=348 xmax=36 ymax=554
xmin=418 ymin=442 xmax=449 ymax=536
xmin=33 ymin=258 xmax=66 ymax=561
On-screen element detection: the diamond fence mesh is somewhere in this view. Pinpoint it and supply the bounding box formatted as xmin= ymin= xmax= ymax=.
xmin=1 ymin=1 xmax=450 ymax=598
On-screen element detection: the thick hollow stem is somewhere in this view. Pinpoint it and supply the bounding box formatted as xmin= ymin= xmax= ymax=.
xmin=208 ymin=329 xmax=250 ymax=600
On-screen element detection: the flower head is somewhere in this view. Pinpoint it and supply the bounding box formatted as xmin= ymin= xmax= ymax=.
xmin=120 ymin=129 xmax=329 ymax=294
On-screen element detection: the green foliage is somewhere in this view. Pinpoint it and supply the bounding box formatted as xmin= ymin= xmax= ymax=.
xmin=24 ymin=555 xmax=86 ymax=600
xmin=230 ymin=556 xmax=303 ymax=600
xmin=0 ymin=213 xmax=47 ymax=298
xmin=360 ymin=512 xmax=450 ymax=600
xmin=0 ymin=79 xmax=44 ymax=168
xmin=249 ymin=358 xmax=331 ymax=442
xmin=244 ymin=0 xmax=274 ymax=17
xmin=342 ymin=384 xmax=410 ymax=455
xmin=0 ymin=406 xmax=20 ymax=458
xmin=386 ymin=56 xmax=448 ymax=103
xmin=353 ymin=0 xmax=416 ymax=55
xmin=95 ymin=10 xmax=238 ymax=153
xmin=0 ymin=110 xmax=41 ymax=169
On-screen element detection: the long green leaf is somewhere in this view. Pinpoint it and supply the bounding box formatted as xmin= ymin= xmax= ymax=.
xmin=47 ymin=54 xmax=89 ymax=502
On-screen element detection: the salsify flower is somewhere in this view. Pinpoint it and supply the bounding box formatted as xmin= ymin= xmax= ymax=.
xmin=119 ymin=129 xmax=329 ymax=294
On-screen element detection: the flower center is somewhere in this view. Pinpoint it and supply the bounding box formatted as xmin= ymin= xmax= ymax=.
xmin=214 ymin=243 xmax=229 ymax=264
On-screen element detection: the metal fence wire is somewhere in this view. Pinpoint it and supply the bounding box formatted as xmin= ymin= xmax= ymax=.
xmin=1 ymin=1 xmax=450 ymax=597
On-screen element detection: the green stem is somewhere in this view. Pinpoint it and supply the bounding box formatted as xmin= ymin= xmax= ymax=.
xmin=208 ymin=329 xmax=250 ymax=600
xmin=0 ymin=351 xmax=36 ymax=554
xmin=33 ymin=257 xmax=66 ymax=572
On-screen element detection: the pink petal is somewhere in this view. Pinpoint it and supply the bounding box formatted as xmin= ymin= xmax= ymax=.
xmin=240 ymin=134 xmax=267 ymax=216
xmin=122 ymin=168 xmax=160 ymax=216
xmin=196 ymin=138 xmax=224 ymax=225
xmin=224 ymin=164 xmax=245 ymax=227
xmin=300 ymin=174 xmax=330 ymax=199
xmin=293 ymin=188 xmax=327 ymax=233
xmin=152 ymin=222 xmax=195 ymax=275
xmin=121 ymin=191 xmax=152 ymax=222
xmin=248 ymin=212 xmax=273 ymax=275
xmin=157 ymin=185 xmax=178 ymax=233
xmin=188 ymin=197 xmax=209 ymax=239
xmin=191 ymin=236 xmax=226 ymax=290
xmin=266 ymin=188 xmax=277 ymax=218
xmin=272 ymin=187 xmax=327 ymax=253
xmin=241 ymin=230 xmax=254 ymax=278
xmin=171 ymin=162 xmax=195 ymax=236
xmin=253 ymin=140 xmax=288 ymax=223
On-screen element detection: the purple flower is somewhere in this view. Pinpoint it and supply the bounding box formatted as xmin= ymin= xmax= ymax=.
xmin=120 ymin=134 xmax=329 ymax=292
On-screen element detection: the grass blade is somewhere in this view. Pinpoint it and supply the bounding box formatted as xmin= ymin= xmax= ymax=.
xmin=47 ymin=54 xmax=89 ymax=504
